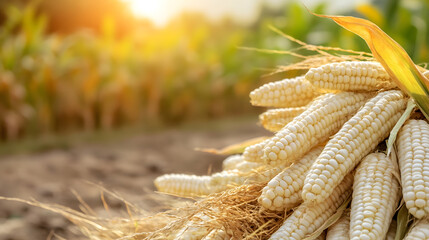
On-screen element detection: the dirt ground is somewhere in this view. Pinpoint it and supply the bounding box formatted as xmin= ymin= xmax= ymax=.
xmin=0 ymin=117 xmax=268 ymax=240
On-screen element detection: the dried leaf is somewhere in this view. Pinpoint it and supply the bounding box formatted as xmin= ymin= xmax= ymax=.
xmin=315 ymin=13 xmax=429 ymax=120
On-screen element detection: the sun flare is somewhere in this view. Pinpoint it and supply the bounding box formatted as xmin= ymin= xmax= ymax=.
xmin=122 ymin=0 xmax=169 ymax=26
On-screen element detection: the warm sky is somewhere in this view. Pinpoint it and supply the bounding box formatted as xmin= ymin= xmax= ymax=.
xmin=121 ymin=0 xmax=368 ymax=27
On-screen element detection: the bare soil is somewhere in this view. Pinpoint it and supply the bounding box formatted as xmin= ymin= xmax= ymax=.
xmin=0 ymin=117 xmax=268 ymax=240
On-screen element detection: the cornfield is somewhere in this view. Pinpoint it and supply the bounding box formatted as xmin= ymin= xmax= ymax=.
xmin=0 ymin=3 xmax=279 ymax=141
xmin=1 ymin=1 xmax=429 ymax=142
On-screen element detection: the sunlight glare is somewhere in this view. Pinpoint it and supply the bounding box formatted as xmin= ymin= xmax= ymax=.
xmin=122 ymin=0 xmax=169 ymax=26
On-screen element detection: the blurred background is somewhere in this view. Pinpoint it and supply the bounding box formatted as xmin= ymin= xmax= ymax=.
xmin=0 ymin=0 xmax=429 ymax=239
xmin=0 ymin=0 xmax=427 ymax=143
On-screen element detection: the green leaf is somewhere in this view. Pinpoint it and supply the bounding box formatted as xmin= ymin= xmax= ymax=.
xmin=386 ymin=99 xmax=416 ymax=156
xmin=395 ymin=203 xmax=410 ymax=240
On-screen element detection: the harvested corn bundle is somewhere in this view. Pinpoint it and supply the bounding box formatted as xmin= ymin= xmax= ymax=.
xmin=302 ymin=90 xmax=407 ymax=203
xmin=249 ymin=77 xmax=321 ymax=108
xmin=305 ymin=61 xmax=396 ymax=91
xmin=259 ymin=107 xmax=306 ymax=132
xmin=349 ymin=153 xmax=400 ymax=240
xmin=264 ymin=91 xmax=372 ymax=166
xmin=397 ymin=119 xmax=429 ymax=219
xmin=153 ymin=69 xmax=418 ymax=238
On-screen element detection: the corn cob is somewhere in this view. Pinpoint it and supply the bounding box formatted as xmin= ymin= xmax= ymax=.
xmin=243 ymin=138 xmax=271 ymax=163
xmin=326 ymin=219 xmax=399 ymax=240
xmin=403 ymin=219 xmax=429 ymax=240
xmin=396 ymin=119 xmax=429 ymax=219
xmin=259 ymin=107 xmax=306 ymax=132
xmin=158 ymin=170 xmax=244 ymax=196
xmin=155 ymin=163 xmax=281 ymax=197
xmin=154 ymin=174 xmax=212 ymax=197
xmin=386 ymin=220 xmax=397 ymax=240
xmin=302 ymin=90 xmax=407 ymax=203
xmin=154 ymin=172 xmax=240 ymax=197
xmin=264 ymin=91 xmax=373 ymax=166
xmin=325 ymin=209 xmax=350 ymax=240
xmin=269 ymin=172 xmax=353 ymax=240
xmin=222 ymin=154 xmax=263 ymax=172
xmin=350 ymin=153 xmax=400 ymax=240
xmin=249 ymin=77 xmax=321 ymax=108
xmin=222 ymin=154 xmax=244 ymax=170
xmin=233 ymin=160 xmax=263 ymax=173
xmin=209 ymin=170 xmax=248 ymax=191
xmin=259 ymin=146 xmax=323 ymax=211
xmin=305 ymin=61 xmax=396 ymax=91
xmin=210 ymin=166 xmax=284 ymax=191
